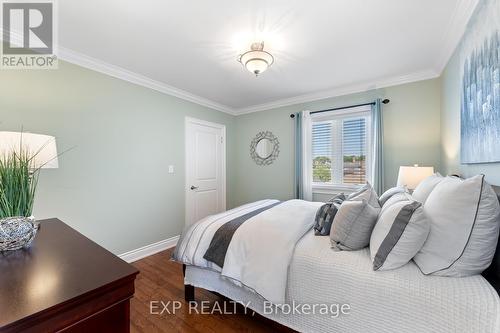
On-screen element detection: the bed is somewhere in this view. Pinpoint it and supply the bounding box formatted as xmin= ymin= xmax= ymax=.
xmin=173 ymin=187 xmax=500 ymax=333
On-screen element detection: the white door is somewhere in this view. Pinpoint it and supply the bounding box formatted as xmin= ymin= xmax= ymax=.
xmin=185 ymin=117 xmax=226 ymax=226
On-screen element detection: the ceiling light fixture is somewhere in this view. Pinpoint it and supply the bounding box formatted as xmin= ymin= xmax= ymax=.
xmin=237 ymin=41 xmax=274 ymax=77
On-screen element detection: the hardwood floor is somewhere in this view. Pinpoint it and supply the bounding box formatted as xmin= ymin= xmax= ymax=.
xmin=130 ymin=248 xmax=295 ymax=333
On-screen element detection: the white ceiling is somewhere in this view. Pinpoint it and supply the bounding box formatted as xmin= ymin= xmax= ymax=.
xmin=57 ymin=0 xmax=478 ymax=114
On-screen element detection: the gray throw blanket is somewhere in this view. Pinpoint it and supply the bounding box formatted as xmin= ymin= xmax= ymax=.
xmin=203 ymin=201 xmax=281 ymax=267
xmin=313 ymin=193 xmax=346 ymax=236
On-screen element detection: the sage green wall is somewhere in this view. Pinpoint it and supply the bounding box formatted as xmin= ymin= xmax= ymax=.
xmin=0 ymin=61 xmax=236 ymax=255
xmin=0 ymin=58 xmax=443 ymax=254
xmin=440 ymin=19 xmax=500 ymax=185
xmin=233 ymin=78 xmax=442 ymax=205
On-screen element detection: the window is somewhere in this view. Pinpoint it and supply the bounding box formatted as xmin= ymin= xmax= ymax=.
xmin=311 ymin=106 xmax=372 ymax=190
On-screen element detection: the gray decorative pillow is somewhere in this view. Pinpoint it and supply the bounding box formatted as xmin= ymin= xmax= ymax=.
xmin=330 ymin=199 xmax=380 ymax=250
xmin=314 ymin=193 xmax=346 ymax=236
xmin=348 ymin=182 xmax=381 ymax=208
xmin=328 ymin=193 xmax=347 ymax=204
xmin=370 ymin=196 xmax=430 ymax=271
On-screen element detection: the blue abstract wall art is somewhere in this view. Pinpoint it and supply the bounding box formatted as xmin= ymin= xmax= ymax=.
xmin=460 ymin=0 xmax=500 ymax=164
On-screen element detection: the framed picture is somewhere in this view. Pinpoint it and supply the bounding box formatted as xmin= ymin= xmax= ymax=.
xmin=460 ymin=0 xmax=499 ymax=164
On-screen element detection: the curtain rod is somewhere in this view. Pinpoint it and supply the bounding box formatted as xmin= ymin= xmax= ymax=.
xmin=289 ymin=99 xmax=390 ymax=118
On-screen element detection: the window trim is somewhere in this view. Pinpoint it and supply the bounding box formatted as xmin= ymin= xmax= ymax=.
xmin=311 ymin=105 xmax=373 ymax=192
xmin=312 ymin=183 xmax=362 ymax=195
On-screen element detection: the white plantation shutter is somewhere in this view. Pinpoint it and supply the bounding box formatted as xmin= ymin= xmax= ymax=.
xmin=312 ymin=123 xmax=331 ymax=158
xmin=343 ymin=118 xmax=367 ymax=185
xmin=312 ymin=122 xmax=332 ymax=183
xmin=311 ymin=106 xmax=372 ymax=188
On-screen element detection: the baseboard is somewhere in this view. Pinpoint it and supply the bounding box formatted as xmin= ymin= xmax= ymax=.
xmin=119 ymin=235 xmax=180 ymax=263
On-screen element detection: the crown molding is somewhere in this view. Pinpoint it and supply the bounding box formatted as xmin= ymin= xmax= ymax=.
xmin=0 ymin=39 xmax=441 ymax=117
xmin=56 ymin=49 xmax=441 ymax=115
xmin=57 ymin=47 xmax=237 ymax=115
xmin=233 ymin=69 xmax=440 ymax=115
xmin=3 ymin=14 xmax=470 ymax=118
xmin=433 ymin=0 xmax=479 ymax=74
xmin=0 ymin=30 xmax=236 ymax=114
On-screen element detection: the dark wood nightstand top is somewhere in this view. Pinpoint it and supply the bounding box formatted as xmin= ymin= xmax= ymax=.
xmin=0 ymin=218 xmax=139 ymax=330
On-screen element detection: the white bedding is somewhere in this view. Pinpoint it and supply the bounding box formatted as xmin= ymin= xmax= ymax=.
xmin=174 ymin=200 xmax=279 ymax=271
xmin=185 ymin=230 xmax=500 ymax=333
xmin=174 ymin=199 xmax=322 ymax=304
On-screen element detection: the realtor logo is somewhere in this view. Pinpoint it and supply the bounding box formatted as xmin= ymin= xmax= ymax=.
xmin=1 ymin=0 xmax=57 ymax=69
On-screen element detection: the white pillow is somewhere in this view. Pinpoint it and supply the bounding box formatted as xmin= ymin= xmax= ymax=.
xmin=370 ymin=195 xmax=430 ymax=271
xmin=380 ymin=192 xmax=410 ymax=214
xmin=412 ymin=173 xmax=444 ymax=203
xmin=379 ymin=186 xmax=408 ymax=207
xmin=413 ymin=175 xmax=500 ymax=277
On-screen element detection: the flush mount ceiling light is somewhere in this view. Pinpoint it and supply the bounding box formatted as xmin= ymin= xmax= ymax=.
xmin=237 ymin=41 xmax=274 ymax=77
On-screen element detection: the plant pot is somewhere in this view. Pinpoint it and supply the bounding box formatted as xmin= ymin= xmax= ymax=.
xmin=0 ymin=216 xmax=38 ymax=251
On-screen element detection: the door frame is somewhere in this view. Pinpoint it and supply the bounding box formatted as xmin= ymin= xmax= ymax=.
xmin=184 ymin=116 xmax=226 ymax=226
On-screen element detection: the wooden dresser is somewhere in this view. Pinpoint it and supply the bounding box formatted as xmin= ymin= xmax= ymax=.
xmin=0 ymin=219 xmax=139 ymax=333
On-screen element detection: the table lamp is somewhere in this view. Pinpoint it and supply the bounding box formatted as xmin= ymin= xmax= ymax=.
xmin=397 ymin=164 xmax=434 ymax=190
xmin=0 ymin=131 xmax=58 ymax=169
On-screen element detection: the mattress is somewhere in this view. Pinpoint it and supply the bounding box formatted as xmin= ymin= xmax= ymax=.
xmin=185 ymin=230 xmax=500 ymax=333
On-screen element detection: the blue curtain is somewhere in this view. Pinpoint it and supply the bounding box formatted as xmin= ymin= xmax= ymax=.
xmin=294 ymin=112 xmax=303 ymax=199
xmin=294 ymin=111 xmax=313 ymax=200
xmin=372 ymin=99 xmax=384 ymax=194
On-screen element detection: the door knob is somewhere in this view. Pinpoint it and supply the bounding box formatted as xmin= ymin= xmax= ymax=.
xmin=190 ymin=186 xmax=199 ymax=190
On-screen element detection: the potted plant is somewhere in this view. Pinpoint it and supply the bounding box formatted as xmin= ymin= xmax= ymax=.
xmin=0 ymin=131 xmax=58 ymax=251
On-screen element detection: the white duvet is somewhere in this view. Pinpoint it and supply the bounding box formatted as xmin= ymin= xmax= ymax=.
xmin=173 ymin=199 xmax=322 ymax=304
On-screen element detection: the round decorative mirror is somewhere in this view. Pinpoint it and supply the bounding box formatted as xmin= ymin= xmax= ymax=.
xmin=250 ymin=131 xmax=279 ymax=165
xmin=255 ymin=138 xmax=273 ymax=159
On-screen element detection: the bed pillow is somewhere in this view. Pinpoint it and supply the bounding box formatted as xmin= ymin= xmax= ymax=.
xmin=330 ymin=199 xmax=380 ymax=250
xmin=379 ymin=186 xmax=408 ymax=207
xmin=313 ymin=193 xmax=346 ymax=236
xmin=413 ymin=175 xmax=500 ymax=277
xmin=347 ymin=182 xmax=381 ymax=208
xmin=370 ymin=196 xmax=430 ymax=271
xmin=328 ymin=193 xmax=347 ymax=204
xmin=380 ymin=192 xmax=411 ymax=214
xmin=412 ymin=172 xmax=444 ymax=203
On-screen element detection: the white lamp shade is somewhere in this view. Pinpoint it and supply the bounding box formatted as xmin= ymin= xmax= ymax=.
xmin=397 ymin=165 xmax=434 ymax=190
xmin=0 ymin=131 xmax=58 ymax=168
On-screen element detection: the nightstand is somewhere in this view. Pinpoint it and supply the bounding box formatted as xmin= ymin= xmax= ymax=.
xmin=0 ymin=219 xmax=139 ymax=333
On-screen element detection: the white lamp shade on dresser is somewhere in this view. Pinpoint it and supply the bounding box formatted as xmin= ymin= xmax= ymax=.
xmin=397 ymin=165 xmax=434 ymax=190
xmin=0 ymin=131 xmax=58 ymax=168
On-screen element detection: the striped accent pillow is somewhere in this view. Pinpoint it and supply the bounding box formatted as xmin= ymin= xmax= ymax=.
xmin=370 ymin=195 xmax=430 ymax=271
xmin=379 ymin=186 xmax=408 ymax=207
xmin=313 ymin=193 xmax=346 ymax=236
